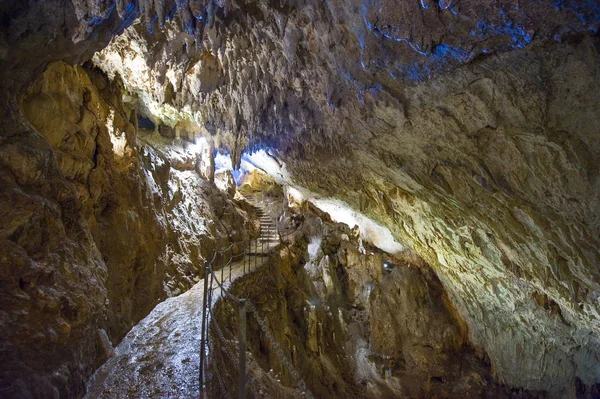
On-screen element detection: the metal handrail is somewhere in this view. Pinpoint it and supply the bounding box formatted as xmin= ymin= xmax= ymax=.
xmin=200 ymin=195 xmax=311 ymax=399
xmin=216 ymin=242 xmax=235 ymax=254
xmin=208 ymin=262 xmax=240 ymax=302
xmin=208 ymin=248 xmax=218 ymax=264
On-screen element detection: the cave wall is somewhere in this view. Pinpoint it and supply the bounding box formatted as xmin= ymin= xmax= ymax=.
xmin=90 ymin=3 xmax=600 ymax=393
xmin=0 ymin=61 xmax=246 ymax=398
xmin=286 ymin=34 xmax=600 ymax=395
xmin=212 ymin=210 xmax=541 ymax=398
xmin=1 ymin=0 xmax=600 ymax=397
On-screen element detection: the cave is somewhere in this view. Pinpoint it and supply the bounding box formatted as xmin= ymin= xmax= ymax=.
xmin=1 ymin=1 xmax=599 ymax=398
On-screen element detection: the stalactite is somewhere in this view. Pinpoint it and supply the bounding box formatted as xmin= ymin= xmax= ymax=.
xmin=222 ymin=0 xmax=232 ymax=16
xmin=131 ymin=0 xmax=140 ymax=16
xmin=195 ymin=18 xmax=206 ymax=48
xmin=230 ymin=141 xmax=238 ymax=171
xmin=155 ymin=0 xmax=166 ymax=27
xmin=180 ymin=3 xmax=195 ymax=35
xmin=206 ymin=1 xmax=216 ymax=30
xmin=142 ymin=0 xmax=154 ymax=33
xmin=208 ymin=140 xmax=215 ymax=183
xmin=189 ymin=0 xmax=203 ymax=18
xmin=116 ymin=0 xmax=126 ymax=18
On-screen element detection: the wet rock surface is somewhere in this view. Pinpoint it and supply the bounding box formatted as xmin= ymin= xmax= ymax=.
xmin=84 ymin=192 xmax=277 ymax=399
xmin=84 ymin=281 xmax=205 ymax=399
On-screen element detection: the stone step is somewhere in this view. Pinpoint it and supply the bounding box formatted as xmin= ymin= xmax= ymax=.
xmin=248 ymin=240 xmax=277 ymax=246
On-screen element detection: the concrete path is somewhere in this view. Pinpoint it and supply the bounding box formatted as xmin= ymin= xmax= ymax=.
xmin=85 ymin=199 xmax=278 ymax=398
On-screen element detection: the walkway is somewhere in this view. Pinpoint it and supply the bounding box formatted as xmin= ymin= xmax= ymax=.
xmin=85 ymin=197 xmax=278 ymax=398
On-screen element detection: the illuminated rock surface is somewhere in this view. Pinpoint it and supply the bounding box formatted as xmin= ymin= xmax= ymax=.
xmin=1 ymin=60 xmax=247 ymax=397
xmin=211 ymin=208 xmax=543 ymax=398
xmin=1 ymin=0 xmax=600 ymax=398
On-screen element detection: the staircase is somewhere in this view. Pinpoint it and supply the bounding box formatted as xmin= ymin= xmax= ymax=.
xmin=243 ymin=194 xmax=278 ymax=261
xmin=86 ymin=190 xmax=300 ymax=399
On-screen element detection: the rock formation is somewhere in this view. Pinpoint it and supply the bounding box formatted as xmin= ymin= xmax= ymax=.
xmin=1 ymin=59 xmax=248 ymax=397
xmin=1 ymin=0 xmax=600 ymax=397
xmin=212 ymin=206 xmax=545 ymax=398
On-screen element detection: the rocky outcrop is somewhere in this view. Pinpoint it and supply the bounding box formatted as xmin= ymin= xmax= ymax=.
xmin=0 ymin=61 xmax=247 ymax=398
xmin=212 ymin=209 xmax=543 ymax=398
xmin=285 ymin=34 xmax=600 ymax=395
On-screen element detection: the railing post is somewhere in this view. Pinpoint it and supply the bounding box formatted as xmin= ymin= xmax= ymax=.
xmin=238 ymin=299 xmax=247 ymax=399
xmin=208 ymin=266 xmax=214 ymax=307
xmin=199 ymin=262 xmax=210 ymax=398
xmin=206 ymin=266 xmax=215 ymax=394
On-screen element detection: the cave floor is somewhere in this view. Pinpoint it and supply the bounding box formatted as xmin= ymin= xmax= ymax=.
xmin=85 ymin=240 xmax=278 ymax=398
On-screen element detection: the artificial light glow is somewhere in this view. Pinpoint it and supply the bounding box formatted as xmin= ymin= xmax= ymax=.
xmin=241 ymin=147 xmax=407 ymax=255
xmin=310 ymin=197 xmax=407 ymax=255
xmin=383 ymin=261 xmax=394 ymax=272
xmin=106 ymin=109 xmax=130 ymax=157
xmin=240 ymin=149 xmax=291 ymax=183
